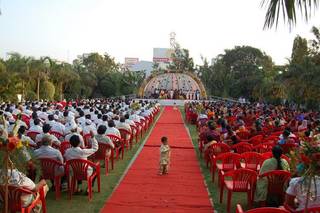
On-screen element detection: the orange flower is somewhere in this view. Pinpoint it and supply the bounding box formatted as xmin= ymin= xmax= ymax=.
xmin=7 ymin=137 xmax=19 ymax=151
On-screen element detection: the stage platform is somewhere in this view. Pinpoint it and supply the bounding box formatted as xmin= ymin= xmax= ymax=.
xmin=134 ymin=98 xmax=205 ymax=106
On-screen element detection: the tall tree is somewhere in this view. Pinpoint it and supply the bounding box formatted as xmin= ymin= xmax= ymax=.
xmin=262 ymin=0 xmax=319 ymax=29
xmin=291 ymin=35 xmax=309 ymax=64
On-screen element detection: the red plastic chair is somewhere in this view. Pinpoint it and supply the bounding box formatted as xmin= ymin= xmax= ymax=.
xmin=119 ymin=128 xmax=133 ymax=150
xmin=49 ymin=131 xmax=64 ymax=141
xmin=280 ymin=143 xmax=298 ymax=154
xmin=107 ymin=134 xmax=125 ymax=160
xmin=190 ymin=113 xmax=198 ymax=124
xmin=130 ymin=124 xmax=139 ymax=143
xmin=83 ymin=133 xmax=92 ymax=148
xmin=232 ymin=142 xmax=253 ymax=154
xmin=237 ymin=131 xmax=251 ymax=140
xmin=259 ymin=170 xmax=291 ymax=205
xmin=21 ymin=114 xmax=31 ymax=127
xmin=240 ymin=152 xmax=264 ymax=172
xmin=236 ymin=204 xmax=290 ymax=213
xmin=38 ymin=158 xmax=64 ymax=199
xmin=134 ymin=121 xmax=143 ymax=138
xmin=60 ymin=141 xmax=71 ymax=156
xmin=66 ymin=159 xmax=101 ymax=201
xmin=248 ymin=135 xmax=264 ymax=146
xmin=215 ymin=152 xmax=241 ymax=184
xmin=92 ymin=142 xmax=114 ymax=175
xmin=0 ymin=184 xmax=47 ymax=213
xmin=205 ymin=142 xmax=231 ymax=169
xmin=253 ymin=143 xmax=274 ymax=153
xmin=27 ymin=131 xmax=40 ymax=142
xmin=220 ymin=168 xmax=258 ymax=213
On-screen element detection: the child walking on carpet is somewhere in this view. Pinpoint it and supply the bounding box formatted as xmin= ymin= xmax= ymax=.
xmin=159 ymin=136 xmax=171 ymax=175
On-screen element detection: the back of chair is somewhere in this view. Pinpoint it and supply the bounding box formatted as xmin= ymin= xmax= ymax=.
xmin=39 ymin=158 xmax=63 ymax=180
xmin=50 ymin=131 xmax=64 ymax=141
xmin=232 ymin=142 xmax=253 ymax=154
xmin=0 ymin=185 xmax=32 ymax=212
xmin=241 ymin=152 xmax=263 ymax=171
xmin=249 ymin=135 xmax=263 ymax=146
xmin=253 ymin=143 xmax=274 ymax=153
xmin=119 ymin=129 xmax=132 ymax=141
xmin=225 ymin=168 xmax=257 ymax=191
xmin=60 ymin=141 xmax=71 ymax=156
xmin=209 ymin=143 xmax=231 ymax=156
xmin=260 ymin=170 xmax=291 ymax=198
xmin=27 ymin=131 xmax=40 ymax=141
xmin=93 ymin=142 xmax=113 ymax=160
xmin=66 ymin=159 xmax=94 ymax=180
xmin=237 ymin=131 xmax=250 ymax=140
xmin=83 ymin=133 xmax=91 ymax=147
xmin=217 ymin=152 xmax=241 ymax=170
xmin=107 ymin=134 xmax=123 ymax=147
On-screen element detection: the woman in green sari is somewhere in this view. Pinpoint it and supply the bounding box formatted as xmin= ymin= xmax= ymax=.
xmin=254 ymin=145 xmax=290 ymax=206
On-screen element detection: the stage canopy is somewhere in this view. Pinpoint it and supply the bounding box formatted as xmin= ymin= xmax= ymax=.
xmin=138 ymin=72 xmax=207 ymax=99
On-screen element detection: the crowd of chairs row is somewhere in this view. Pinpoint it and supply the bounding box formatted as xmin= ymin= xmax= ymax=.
xmin=185 ymin=107 xmax=319 ymax=213
xmin=0 ymin=107 xmax=160 ymax=213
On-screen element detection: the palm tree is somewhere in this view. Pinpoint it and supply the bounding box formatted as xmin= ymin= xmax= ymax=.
xmin=29 ymin=57 xmax=51 ymax=100
xmin=5 ymin=53 xmax=33 ymax=100
xmin=262 ymin=0 xmax=319 ymax=29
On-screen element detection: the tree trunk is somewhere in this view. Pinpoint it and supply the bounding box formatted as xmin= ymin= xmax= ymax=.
xmin=60 ymin=83 xmax=63 ymax=101
xmin=22 ymin=80 xmax=25 ymax=101
xmin=37 ymin=75 xmax=40 ymax=101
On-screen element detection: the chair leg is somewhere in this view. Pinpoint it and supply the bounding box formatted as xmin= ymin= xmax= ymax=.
xmin=88 ymin=179 xmax=92 ymax=201
xmin=55 ymin=177 xmax=60 ymax=199
xmin=220 ymin=182 xmax=224 ymax=203
xmin=97 ymin=173 xmax=101 ymax=193
xmin=69 ymin=178 xmax=75 ymax=200
xmin=105 ymin=158 xmax=109 ymax=175
xmin=227 ymin=190 xmax=232 ymax=213
xmin=247 ymin=191 xmax=252 ymax=208
xmin=121 ymin=146 xmax=124 ymax=159
xmin=211 ymin=165 xmax=216 ymax=183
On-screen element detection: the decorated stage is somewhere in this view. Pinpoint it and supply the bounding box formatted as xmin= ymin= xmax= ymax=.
xmin=135 ymin=98 xmax=205 ymax=106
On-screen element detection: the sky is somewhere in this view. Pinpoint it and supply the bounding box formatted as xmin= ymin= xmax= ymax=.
xmin=1 ymin=0 xmax=320 ymax=65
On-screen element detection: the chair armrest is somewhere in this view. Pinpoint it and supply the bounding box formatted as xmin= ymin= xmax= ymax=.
xmin=283 ymin=202 xmax=297 ymax=212
xmin=236 ymin=204 xmax=244 ymax=213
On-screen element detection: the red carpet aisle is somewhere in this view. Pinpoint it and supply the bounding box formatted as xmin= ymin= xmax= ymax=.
xmin=100 ymin=107 xmax=213 ymax=213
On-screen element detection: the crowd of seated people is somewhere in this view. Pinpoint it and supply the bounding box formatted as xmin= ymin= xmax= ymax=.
xmin=185 ymin=101 xmax=320 ymax=212
xmin=149 ymin=88 xmax=201 ymax=100
xmin=0 ymin=98 xmax=160 ymax=212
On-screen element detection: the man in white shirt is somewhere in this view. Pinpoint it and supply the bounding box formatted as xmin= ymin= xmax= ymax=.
xmin=97 ymin=115 xmax=109 ymax=129
xmin=34 ymin=135 xmax=65 ymax=180
xmin=105 ymin=120 xmax=121 ymax=137
xmin=28 ymin=118 xmax=43 ymax=133
xmin=35 ymin=124 xmax=61 ymax=147
xmin=82 ymin=119 xmax=97 ymax=135
xmin=34 ymin=135 xmax=64 ymax=163
xmin=46 ymin=114 xmax=65 ymax=135
xmin=76 ymin=111 xmax=86 ymax=129
xmin=64 ymin=133 xmax=98 ymax=161
xmin=117 ymin=116 xmax=131 ymax=132
xmin=65 ymin=123 xmax=85 ymax=148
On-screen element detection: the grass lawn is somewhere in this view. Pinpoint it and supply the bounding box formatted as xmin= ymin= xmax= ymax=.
xmin=180 ymin=107 xmax=249 ymax=213
xmin=44 ymin=109 xmax=162 ymax=213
